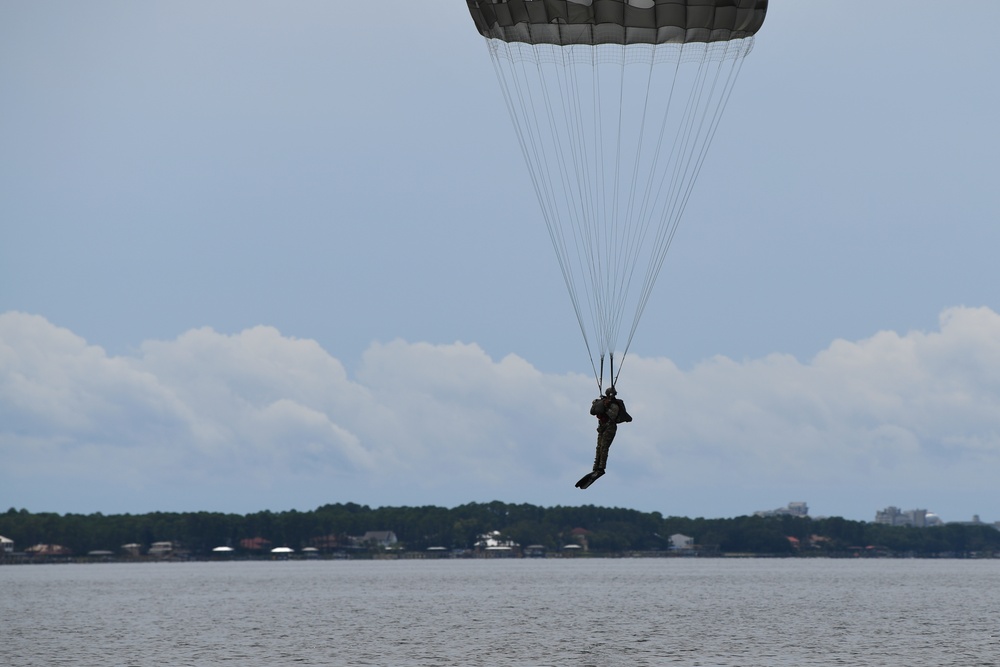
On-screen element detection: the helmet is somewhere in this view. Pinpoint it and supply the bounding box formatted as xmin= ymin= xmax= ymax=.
xmin=605 ymin=386 xmax=617 ymax=397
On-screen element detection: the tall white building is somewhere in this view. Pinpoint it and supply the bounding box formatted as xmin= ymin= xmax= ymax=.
xmin=874 ymin=506 xmax=941 ymax=527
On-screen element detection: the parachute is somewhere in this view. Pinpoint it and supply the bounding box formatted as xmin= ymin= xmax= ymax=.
xmin=466 ymin=0 xmax=767 ymax=387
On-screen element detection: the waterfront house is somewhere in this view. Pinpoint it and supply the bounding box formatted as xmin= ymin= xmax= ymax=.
xmin=669 ymin=534 xmax=694 ymax=551
xmin=147 ymin=541 xmax=177 ymax=557
xmin=475 ymin=530 xmax=520 ymax=557
xmin=239 ymin=536 xmax=272 ymax=552
xmin=360 ymin=531 xmax=398 ymax=549
xmin=25 ymin=544 xmax=71 ymax=557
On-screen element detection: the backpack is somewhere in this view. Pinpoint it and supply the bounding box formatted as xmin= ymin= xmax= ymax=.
xmin=614 ymin=399 xmax=633 ymax=424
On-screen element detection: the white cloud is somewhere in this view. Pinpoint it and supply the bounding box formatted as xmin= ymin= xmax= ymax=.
xmin=2 ymin=307 xmax=999 ymax=520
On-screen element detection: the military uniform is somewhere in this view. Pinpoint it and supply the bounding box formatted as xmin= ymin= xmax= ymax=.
xmin=590 ymin=391 xmax=630 ymax=473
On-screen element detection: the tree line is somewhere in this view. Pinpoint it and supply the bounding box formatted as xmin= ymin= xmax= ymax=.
xmin=2 ymin=502 xmax=999 ymax=558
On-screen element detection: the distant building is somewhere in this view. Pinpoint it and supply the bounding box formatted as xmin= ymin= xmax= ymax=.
xmin=363 ymin=531 xmax=398 ymax=547
xmin=344 ymin=531 xmax=400 ymax=551
xmin=874 ymin=506 xmax=941 ymax=527
xmin=25 ymin=544 xmax=71 ymax=556
xmin=147 ymin=541 xmax=177 ymax=557
xmin=474 ymin=530 xmax=518 ymax=555
xmin=122 ymin=543 xmax=143 ymax=556
xmin=239 ymin=537 xmax=273 ymax=552
xmin=755 ymin=502 xmax=809 ymax=518
xmin=523 ymin=544 xmax=546 ymax=558
xmin=669 ymin=534 xmax=694 ymax=551
xmin=0 ymin=535 xmax=13 ymax=554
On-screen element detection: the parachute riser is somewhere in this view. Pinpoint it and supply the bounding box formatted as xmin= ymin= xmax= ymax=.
xmin=597 ymin=351 xmax=625 ymax=395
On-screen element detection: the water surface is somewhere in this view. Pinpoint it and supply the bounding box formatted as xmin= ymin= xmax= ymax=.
xmin=4 ymin=558 xmax=998 ymax=666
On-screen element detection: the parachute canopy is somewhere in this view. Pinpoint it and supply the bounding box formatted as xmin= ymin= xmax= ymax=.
xmin=467 ymin=0 xmax=767 ymax=387
xmin=467 ymin=0 xmax=767 ymax=46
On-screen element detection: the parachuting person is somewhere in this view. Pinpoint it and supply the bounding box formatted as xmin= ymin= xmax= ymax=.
xmin=466 ymin=1 xmax=766 ymax=488
xmin=576 ymin=386 xmax=632 ymax=489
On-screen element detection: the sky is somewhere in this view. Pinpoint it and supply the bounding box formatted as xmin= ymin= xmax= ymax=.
xmin=2 ymin=1 xmax=1000 ymax=523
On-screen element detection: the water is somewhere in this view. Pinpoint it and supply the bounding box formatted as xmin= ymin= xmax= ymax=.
xmin=3 ymin=558 xmax=999 ymax=666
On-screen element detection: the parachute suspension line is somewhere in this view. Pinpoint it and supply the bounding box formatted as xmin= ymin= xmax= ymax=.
xmin=581 ymin=45 xmax=633 ymax=373
xmin=484 ymin=39 xmax=598 ymax=384
xmin=665 ymin=42 xmax=750 ymax=255
xmin=629 ymin=56 xmax=683 ymax=291
xmin=623 ymin=53 xmax=716 ymax=353
xmin=589 ymin=48 xmax=612 ymax=371
xmin=560 ymin=48 xmax=603 ymax=369
xmin=608 ymin=53 xmax=668 ymax=372
xmin=624 ymin=57 xmax=715 ymax=354
xmin=593 ymin=48 xmax=609 ymax=343
xmin=610 ymin=49 xmax=689 ymax=372
xmin=621 ymin=39 xmax=754 ymax=359
xmin=604 ymin=48 xmax=629 ymax=361
xmin=541 ymin=46 xmax=609 ymax=387
xmin=557 ymin=47 xmax=607 ymax=378
xmin=600 ymin=48 xmax=629 ymax=363
xmin=678 ymin=43 xmax=752 ymax=226
xmin=558 ymin=47 xmax=606 ymax=387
